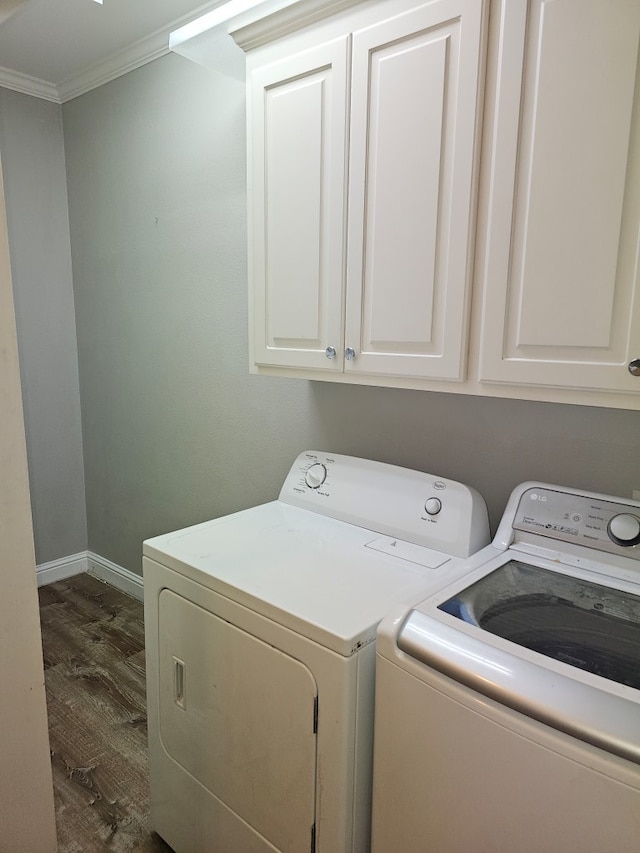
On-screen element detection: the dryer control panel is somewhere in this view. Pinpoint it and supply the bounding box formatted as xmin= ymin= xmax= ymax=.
xmin=513 ymin=486 xmax=640 ymax=560
xmin=279 ymin=451 xmax=490 ymax=559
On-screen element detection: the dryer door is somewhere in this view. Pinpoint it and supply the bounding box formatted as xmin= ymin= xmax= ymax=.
xmin=158 ymin=590 xmax=317 ymax=852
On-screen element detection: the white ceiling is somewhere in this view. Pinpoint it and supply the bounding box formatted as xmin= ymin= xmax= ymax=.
xmin=0 ymin=0 xmax=225 ymax=102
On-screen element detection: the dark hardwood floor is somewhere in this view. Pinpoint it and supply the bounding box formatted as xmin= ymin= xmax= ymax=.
xmin=38 ymin=573 xmax=173 ymax=852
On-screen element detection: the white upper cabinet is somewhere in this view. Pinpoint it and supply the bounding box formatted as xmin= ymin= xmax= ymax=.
xmin=233 ymin=0 xmax=640 ymax=407
xmin=477 ymin=0 xmax=640 ymax=394
xmin=243 ymin=0 xmax=486 ymax=379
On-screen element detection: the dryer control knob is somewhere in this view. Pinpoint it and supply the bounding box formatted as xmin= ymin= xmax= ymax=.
xmin=305 ymin=463 xmax=327 ymax=489
xmin=608 ymin=513 xmax=640 ymax=546
xmin=425 ymin=497 xmax=442 ymax=516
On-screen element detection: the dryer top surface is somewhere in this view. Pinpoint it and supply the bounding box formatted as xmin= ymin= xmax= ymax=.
xmin=144 ymin=500 xmax=471 ymax=655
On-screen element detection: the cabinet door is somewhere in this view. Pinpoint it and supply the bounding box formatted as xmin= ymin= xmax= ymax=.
xmin=345 ymin=0 xmax=486 ymax=380
xmin=478 ymin=0 xmax=640 ymax=394
xmin=249 ymin=37 xmax=349 ymax=371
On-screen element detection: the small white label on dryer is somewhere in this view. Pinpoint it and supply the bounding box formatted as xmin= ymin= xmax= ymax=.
xmin=365 ymin=536 xmax=450 ymax=569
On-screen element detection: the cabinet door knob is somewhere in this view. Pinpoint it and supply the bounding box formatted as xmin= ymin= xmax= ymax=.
xmin=325 ymin=346 xmax=337 ymax=360
xmin=629 ymin=359 xmax=640 ymax=376
xmin=345 ymin=347 xmax=357 ymax=361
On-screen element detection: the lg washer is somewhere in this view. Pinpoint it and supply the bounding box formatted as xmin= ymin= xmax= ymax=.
xmin=372 ymin=481 xmax=640 ymax=853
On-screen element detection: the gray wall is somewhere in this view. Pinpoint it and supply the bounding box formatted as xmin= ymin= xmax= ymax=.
xmin=61 ymin=53 xmax=640 ymax=576
xmin=0 ymin=87 xmax=86 ymax=564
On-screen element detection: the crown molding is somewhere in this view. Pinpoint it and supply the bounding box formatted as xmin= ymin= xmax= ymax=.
xmin=0 ymin=35 xmax=167 ymax=105
xmin=56 ymin=29 xmax=170 ymax=103
xmin=0 ymin=65 xmax=60 ymax=103
xmin=230 ymin=0 xmax=361 ymax=51
xmin=0 ymin=0 xmax=227 ymax=105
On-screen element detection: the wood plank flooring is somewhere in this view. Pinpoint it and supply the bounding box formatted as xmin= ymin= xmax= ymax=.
xmin=38 ymin=573 xmax=173 ymax=852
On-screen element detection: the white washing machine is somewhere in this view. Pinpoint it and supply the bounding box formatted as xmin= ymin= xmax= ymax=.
xmin=143 ymin=451 xmax=489 ymax=853
xmin=372 ymin=482 xmax=640 ymax=853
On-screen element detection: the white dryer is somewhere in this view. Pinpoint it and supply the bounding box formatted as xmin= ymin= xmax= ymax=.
xmin=372 ymin=482 xmax=640 ymax=853
xmin=143 ymin=451 xmax=489 ymax=853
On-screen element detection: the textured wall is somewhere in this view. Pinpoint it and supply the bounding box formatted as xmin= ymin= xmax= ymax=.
xmin=62 ymin=53 xmax=640 ymax=575
xmin=0 ymin=87 xmax=87 ymax=564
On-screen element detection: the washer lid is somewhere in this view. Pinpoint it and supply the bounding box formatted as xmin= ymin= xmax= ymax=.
xmin=143 ymin=501 xmax=457 ymax=655
xmin=439 ymin=559 xmax=640 ymax=689
xmin=391 ymin=548 xmax=640 ymax=765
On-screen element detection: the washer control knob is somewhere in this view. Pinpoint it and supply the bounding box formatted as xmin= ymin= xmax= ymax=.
xmin=628 ymin=358 xmax=640 ymax=376
xmin=425 ymin=497 xmax=442 ymax=516
xmin=608 ymin=513 xmax=640 ymax=546
xmin=305 ymin=463 xmax=327 ymax=490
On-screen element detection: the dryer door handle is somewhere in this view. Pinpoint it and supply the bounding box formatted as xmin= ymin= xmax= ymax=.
xmin=173 ymin=656 xmax=186 ymax=709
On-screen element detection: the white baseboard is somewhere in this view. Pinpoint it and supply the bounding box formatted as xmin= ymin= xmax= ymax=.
xmin=36 ymin=552 xmax=88 ymax=587
xmin=87 ymin=552 xmax=144 ymax=601
xmin=36 ymin=550 xmax=144 ymax=602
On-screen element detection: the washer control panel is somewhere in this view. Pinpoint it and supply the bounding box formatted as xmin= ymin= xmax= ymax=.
xmin=513 ymin=486 xmax=640 ymax=560
xmin=279 ymin=451 xmax=490 ymax=558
